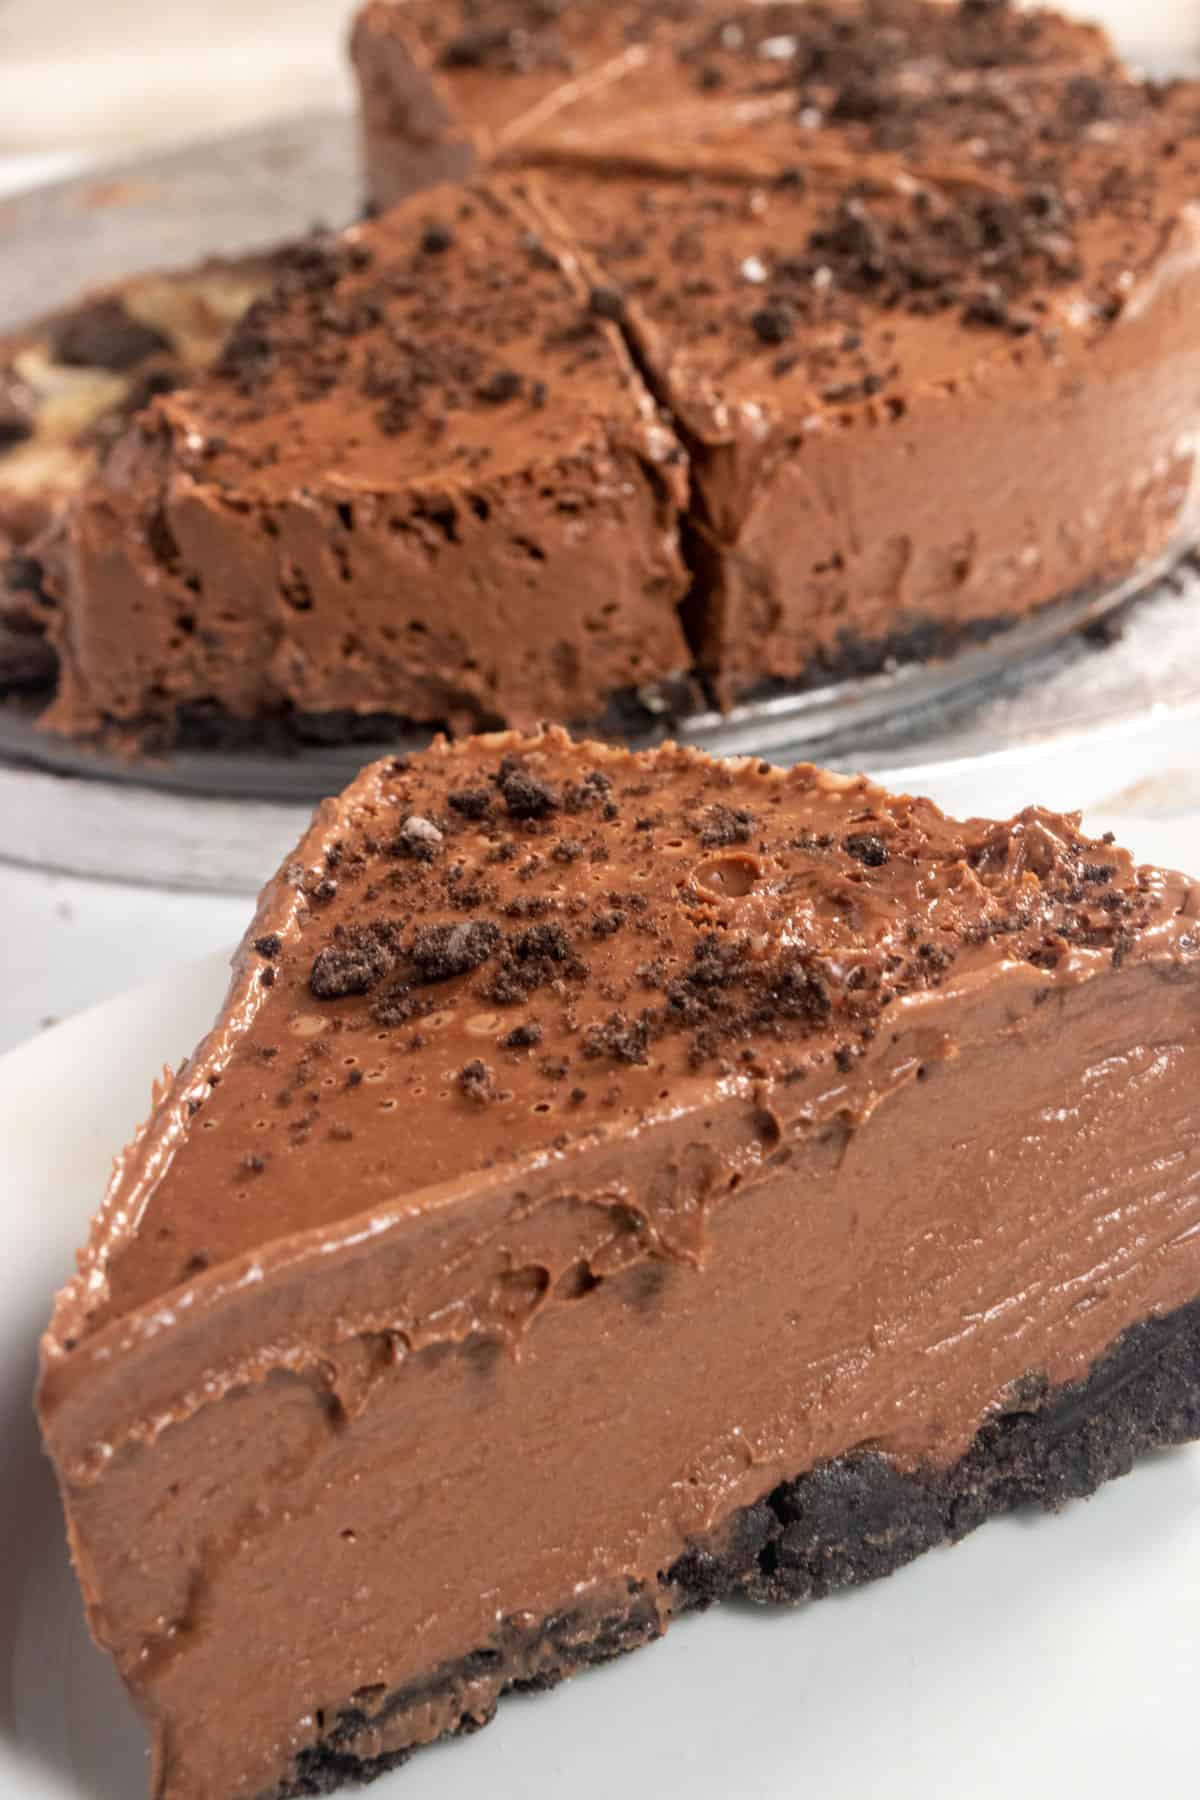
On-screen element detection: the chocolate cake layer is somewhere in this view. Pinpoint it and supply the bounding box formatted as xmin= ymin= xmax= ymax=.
xmin=0 ymin=258 xmax=273 ymax=690
xmin=35 ymin=0 xmax=1200 ymax=747
xmin=43 ymin=191 xmax=690 ymax=744
xmin=275 ymin=1289 xmax=1200 ymax=1797
xmin=39 ymin=730 xmax=1200 ymax=1799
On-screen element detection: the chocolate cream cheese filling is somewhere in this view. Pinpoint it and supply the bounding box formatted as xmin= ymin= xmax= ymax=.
xmin=39 ymin=729 xmax=1200 ymax=1799
xmin=28 ymin=0 xmax=1200 ymax=745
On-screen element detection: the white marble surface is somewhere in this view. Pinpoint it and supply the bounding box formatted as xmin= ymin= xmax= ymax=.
xmin=1 ymin=0 xmax=1199 ymax=1058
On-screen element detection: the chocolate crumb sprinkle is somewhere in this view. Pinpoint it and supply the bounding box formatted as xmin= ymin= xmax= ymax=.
xmin=700 ymin=805 xmax=755 ymax=848
xmin=310 ymin=921 xmax=402 ymax=999
xmin=751 ymin=304 xmax=794 ymax=346
xmin=391 ymin=815 xmax=444 ymax=860
xmin=844 ymin=834 xmax=890 ymax=868
xmin=583 ymin=1011 xmax=650 ymax=1066
xmin=447 ymin=786 xmax=491 ymax=820
xmin=480 ymin=368 xmax=524 ymax=405
xmin=500 ymin=769 xmax=560 ymax=820
xmin=457 ymin=1058 xmax=495 ymax=1103
xmin=503 ymin=1021 xmax=544 ymax=1049
xmin=515 ymin=922 xmax=572 ymax=963
xmin=410 ymin=920 xmax=501 ymax=981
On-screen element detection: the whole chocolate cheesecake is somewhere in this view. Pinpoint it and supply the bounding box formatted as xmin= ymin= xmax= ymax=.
xmin=30 ymin=0 xmax=1200 ymax=748
xmin=39 ymin=729 xmax=1200 ymax=1799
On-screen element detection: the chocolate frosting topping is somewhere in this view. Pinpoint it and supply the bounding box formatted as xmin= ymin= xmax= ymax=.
xmin=512 ymin=42 xmax=1200 ymax=698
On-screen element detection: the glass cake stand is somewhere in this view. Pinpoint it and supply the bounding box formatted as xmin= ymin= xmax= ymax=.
xmin=2 ymin=115 xmax=1199 ymax=893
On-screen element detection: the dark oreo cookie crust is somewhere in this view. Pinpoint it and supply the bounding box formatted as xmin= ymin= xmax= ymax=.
xmin=267 ymin=1293 xmax=1200 ymax=1796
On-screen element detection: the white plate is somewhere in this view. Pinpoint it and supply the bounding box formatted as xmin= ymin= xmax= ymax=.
xmin=2 ymin=950 xmax=1200 ymax=1800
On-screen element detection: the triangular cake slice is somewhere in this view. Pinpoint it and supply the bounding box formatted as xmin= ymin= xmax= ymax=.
xmin=40 ymin=729 xmax=1200 ymax=1799
xmin=43 ymin=187 xmax=691 ymax=746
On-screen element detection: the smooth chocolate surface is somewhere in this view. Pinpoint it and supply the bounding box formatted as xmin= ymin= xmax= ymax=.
xmin=40 ymin=729 xmax=1200 ymax=1799
xmin=38 ymin=0 xmax=1200 ymax=746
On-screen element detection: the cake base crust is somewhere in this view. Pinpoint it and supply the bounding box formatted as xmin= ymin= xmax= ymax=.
xmin=268 ymin=1293 xmax=1200 ymax=1797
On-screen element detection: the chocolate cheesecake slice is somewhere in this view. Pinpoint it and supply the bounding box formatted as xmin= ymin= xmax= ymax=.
xmin=39 ymin=729 xmax=1200 ymax=1800
xmin=525 ymin=67 xmax=1200 ymax=700
xmin=43 ymin=189 xmax=691 ymax=747
xmin=0 ymin=258 xmax=273 ymax=693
